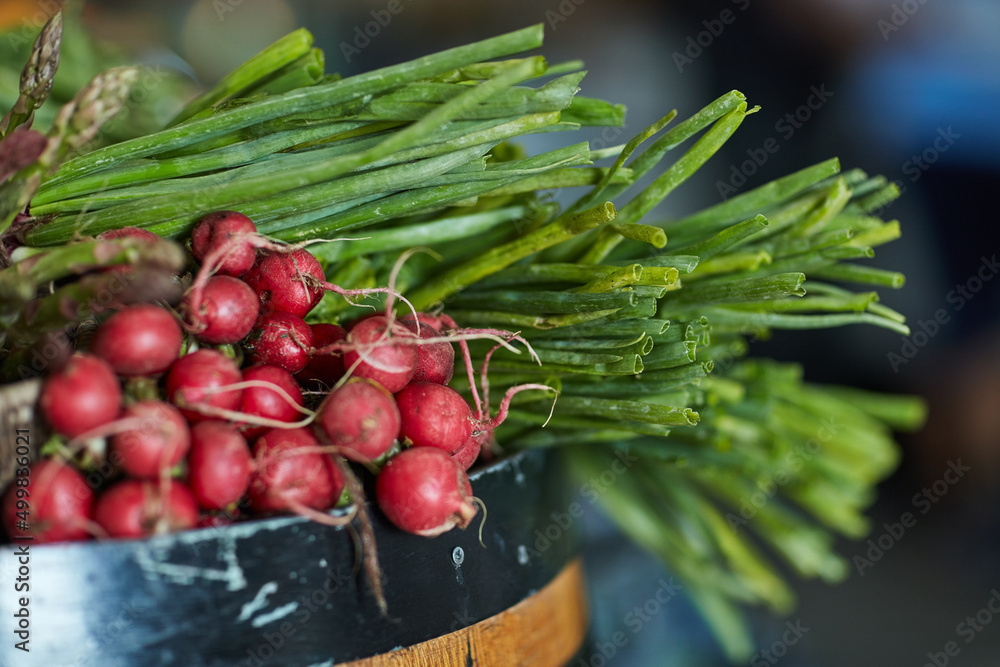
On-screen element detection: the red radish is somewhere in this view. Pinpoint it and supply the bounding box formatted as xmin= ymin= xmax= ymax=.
xmin=395 ymin=382 xmax=473 ymax=454
xmin=239 ymin=364 xmax=304 ymax=436
xmin=375 ymin=447 xmax=477 ymax=537
xmin=2 ymin=460 xmax=93 ymax=543
xmin=344 ymin=312 xmax=381 ymax=331
xmin=165 ymin=349 xmax=243 ymax=422
xmin=96 ymin=227 xmax=163 ymax=273
xmin=97 ymin=226 xmax=161 ymax=243
xmin=184 ymin=275 xmax=259 ymax=344
xmin=243 ymin=248 xmax=325 ymax=317
xmin=400 ymin=311 xmax=448 ymax=332
xmin=187 ymin=422 xmax=252 ymax=510
xmin=296 ymin=323 xmax=347 ymax=388
xmin=399 ymin=319 xmax=454 ymax=384
xmin=93 ymin=479 xmax=199 ymax=539
xmin=244 ymin=312 xmax=313 ymax=374
xmin=403 ymin=310 xmax=485 ymax=417
xmin=190 ymin=210 xmax=258 ymax=277
xmin=342 ymin=315 xmax=417 ymax=393
xmin=109 ymin=401 xmax=190 ymax=479
xmin=39 ymin=353 xmax=121 ymax=439
xmin=197 ymin=512 xmax=239 ymax=529
xmin=316 ymin=378 xmax=400 ymax=463
xmin=451 ymin=430 xmax=489 ymax=471
xmin=248 ymin=428 xmax=343 ymax=515
xmin=90 ymin=304 xmax=183 ymax=377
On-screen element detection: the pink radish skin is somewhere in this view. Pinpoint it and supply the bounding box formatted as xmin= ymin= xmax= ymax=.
xmin=197 ymin=513 xmax=238 ymax=529
xmin=400 ymin=311 xmax=447 ymax=331
xmin=375 ymin=447 xmax=477 ymax=537
xmin=248 ymin=428 xmax=344 ymax=515
xmin=399 ymin=319 xmax=455 ymax=385
xmin=110 ymin=400 xmax=190 ymax=479
xmin=243 ymin=248 xmax=325 ymax=318
xmin=184 ymin=275 xmax=259 ymax=344
xmin=40 ymin=353 xmax=121 ymax=439
xmin=239 ymin=364 xmax=304 ymax=437
xmin=2 ymin=460 xmax=93 ymax=543
xmin=345 ymin=312 xmax=381 ymax=331
xmin=190 ymin=211 xmax=258 ymax=277
xmin=96 ymin=227 xmax=163 ymax=274
xmin=343 ymin=315 xmax=417 ymax=393
xmin=296 ymin=323 xmax=347 ymax=388
xmin=316 ymin=378 xmax=400 ymax=463
xmin=451 ymin=430 xmax=490 ymax=471
xmin=244 ymin=312 xmax=314 ymax=374
xmin=93 ymin=479 xmax=199 ymax=539
xmin=187 ymin=422 xmax=252 ymax=510
xmin=97 ymin=226 xmax=161 ymax=243
xmin=165 ymin=349 xmax=244 ymax=422
xmin=395 ymin=382 xmax=473 ymax=454
xmin=90 ymin=304 xmax=183 ymax=377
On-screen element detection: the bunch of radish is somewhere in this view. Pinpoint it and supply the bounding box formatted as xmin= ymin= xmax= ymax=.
xmin=3 ymin=210 xmax=547 ymax=547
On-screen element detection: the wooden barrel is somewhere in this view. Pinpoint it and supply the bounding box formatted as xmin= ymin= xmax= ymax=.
xmin=0 ymin=380 xmax=586 ymax=666
xmin=342 ymin=559 xmax=587 ymax=666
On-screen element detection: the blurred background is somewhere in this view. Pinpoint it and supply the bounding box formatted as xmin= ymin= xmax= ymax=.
xmin=3 ymin=1 xmax=999 ymax=664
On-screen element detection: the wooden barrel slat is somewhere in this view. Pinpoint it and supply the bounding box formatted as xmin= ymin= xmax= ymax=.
xmin=342 ymin=559 xmax=588 ymax=667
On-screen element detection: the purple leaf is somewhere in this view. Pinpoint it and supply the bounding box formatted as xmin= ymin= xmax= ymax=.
xmin=0 ymin=126 xmax=46 ymax=185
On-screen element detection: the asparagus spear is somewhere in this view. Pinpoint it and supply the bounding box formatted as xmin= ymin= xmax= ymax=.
xmin=0 ymin=236 xmax=185 ymax=311
xmin=0 ymin=66 xmax=138 ymax=240
xmin=0 ymin=11 xmax=62 ymax=137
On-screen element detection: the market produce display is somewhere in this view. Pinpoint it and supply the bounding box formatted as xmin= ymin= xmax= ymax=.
xmin=0 ymin=13 xmax=925 ymax=659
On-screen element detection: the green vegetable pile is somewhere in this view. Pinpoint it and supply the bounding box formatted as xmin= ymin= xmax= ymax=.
xmin=0 ymin=14 xmax=925 ymax=660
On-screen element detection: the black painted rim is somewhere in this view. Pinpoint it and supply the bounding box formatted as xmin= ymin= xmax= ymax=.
xmin=0 ymin=447 xmax=581 ymax=666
